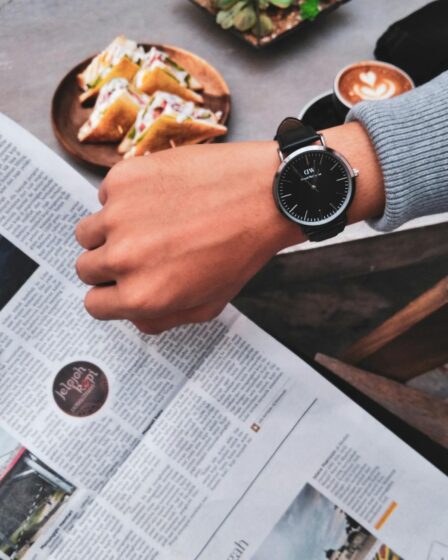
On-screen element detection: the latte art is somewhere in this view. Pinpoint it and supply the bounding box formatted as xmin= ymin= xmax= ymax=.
xmin=352 ymin=71 xmax=397 ymax=101
xmin=335 ymin=61 xmax=414 ymax=109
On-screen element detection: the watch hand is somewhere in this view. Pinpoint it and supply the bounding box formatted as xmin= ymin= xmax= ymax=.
xmin=305 ymin=178 xmax=320 ymax=192
xmin=304 ymin=174 xmax=320 ymax=192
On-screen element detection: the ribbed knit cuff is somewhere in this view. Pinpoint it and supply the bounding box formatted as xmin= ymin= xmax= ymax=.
xmin=346 ymin=70 xmax=448 ymax=232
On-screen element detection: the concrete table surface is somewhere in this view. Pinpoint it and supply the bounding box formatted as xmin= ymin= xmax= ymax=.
xmin=0 ymin=0 xmax=429 ymax=186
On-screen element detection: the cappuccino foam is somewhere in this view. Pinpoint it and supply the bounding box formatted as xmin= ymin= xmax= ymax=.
xmin=337 ymin=62 xmax=413 ymax=107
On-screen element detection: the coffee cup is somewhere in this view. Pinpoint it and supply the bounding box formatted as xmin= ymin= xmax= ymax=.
xmin=333 ymin=60 xmax=415 ymax=119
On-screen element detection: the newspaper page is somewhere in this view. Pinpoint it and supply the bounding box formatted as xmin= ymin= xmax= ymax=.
xmin=60 ymin=321 xmax=447 ymax=560
xmin=0 ymin=112 xmax=238 ymax=558
xmin=0 ymin=114 xmax=447 ymax=560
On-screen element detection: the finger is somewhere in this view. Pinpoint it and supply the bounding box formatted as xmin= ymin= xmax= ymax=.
xmin=98 ymin=169 xmax=117 ymax=205
xmin=132 ymin=300 xmax=227 ymax=335
xmin=84 ymin=284 xmax=124 ymax=320
xmin=99 ymin=157 xmax=138 ymax=205
xmin=76 ymin=212 xmax=106 ymax=250
xmin=76 ymin=247 xmax=114 ymax=286
xmin=98 ymin=181 xmax=108 ymax=206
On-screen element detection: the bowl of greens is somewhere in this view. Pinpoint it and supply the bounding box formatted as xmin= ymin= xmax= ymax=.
xmin=189 ymin=0 xmax=351 ymax=47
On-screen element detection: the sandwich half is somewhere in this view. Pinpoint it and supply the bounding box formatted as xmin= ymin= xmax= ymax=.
xmin=78 ymin=78 xmax=148 ymax=143
xmin=133 ymin=47 xmax=203 ymax=104
xmin=77 ymin=35 xmax=144 ymax=104
xmin=119 ymin=91 xmax=226 ymax=157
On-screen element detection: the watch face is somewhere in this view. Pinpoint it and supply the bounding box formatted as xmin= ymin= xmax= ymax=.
xmin=275 ymin=147 xmax=354 ymax=226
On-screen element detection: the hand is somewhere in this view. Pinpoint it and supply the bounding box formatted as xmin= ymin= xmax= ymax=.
xmin=75 ymin=142 xmax=301 ymax=334
xmin=75 ymin=122 xmax=384 ymax=334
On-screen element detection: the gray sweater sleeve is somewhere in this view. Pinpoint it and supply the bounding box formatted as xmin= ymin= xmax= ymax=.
xmin=346 ymin=70 xmax=448 ymax=232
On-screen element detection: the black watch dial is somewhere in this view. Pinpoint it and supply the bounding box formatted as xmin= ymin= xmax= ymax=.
xmin=275 ymin=148 xmax=353 ymax=226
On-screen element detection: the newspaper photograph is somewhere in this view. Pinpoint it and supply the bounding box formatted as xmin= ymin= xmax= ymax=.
xmin=0 ymin=426 xmax=75 ymax=560
xmin=0 ymin=235 xmax=38 ymax=312
xmin=251 ymin=483 xmax=378 ymax=560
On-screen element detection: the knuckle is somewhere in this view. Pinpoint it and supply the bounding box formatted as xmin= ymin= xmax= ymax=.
xmin=101 ymin=207 xmax=117 ymax=231
xmin=149 ymin=279 xmax=177 ymax=314
xmin=104 ymin=244 xmax=129 ymax=273
xmin=121 ymin=285 xmax=149 ymax=313
xmin=104 ymin=164 xmax=123 ymax=188
xmin=105 ymin=159 xmax=133 ymax=189
xmin=111 ymin=157 xmax=131 ymax=176
xmin=121 ymin=279 xmax=170 ymax=316
xmin=105 ymin=237 xmax=139 ymax=273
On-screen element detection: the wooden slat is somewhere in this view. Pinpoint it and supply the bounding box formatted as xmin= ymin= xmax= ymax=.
xmin=237 ymin=225 xmax=448 ymax=362
xmin=342 ymin=276 xmax=448 ymax=362
xmin=354 ymin=307 xmax=448 ymax=380
xmin=315 ymin=353 xmax=448 ymax=448
xmin=250 ymin=222 xmax=448 ymax=287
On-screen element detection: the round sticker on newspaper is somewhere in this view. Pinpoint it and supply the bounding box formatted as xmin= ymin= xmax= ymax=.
xmin=53 ymin=361 xmax=109 ymax=417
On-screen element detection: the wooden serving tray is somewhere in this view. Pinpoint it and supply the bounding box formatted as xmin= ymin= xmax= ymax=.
xmin=52 ymin=44 xmax=231 ymax=172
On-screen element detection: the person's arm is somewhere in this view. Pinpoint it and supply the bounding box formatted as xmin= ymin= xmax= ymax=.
xmin=346 ymin=70 xmax=448 ymax=231
xmin=75 ymin=70 xmax=448 ymax=334
xmin=75 ymin=121 xmax=383 ymax=334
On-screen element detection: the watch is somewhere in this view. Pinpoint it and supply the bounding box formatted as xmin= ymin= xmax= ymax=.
xmin=273 ymin=117 xmax=358 ymax=242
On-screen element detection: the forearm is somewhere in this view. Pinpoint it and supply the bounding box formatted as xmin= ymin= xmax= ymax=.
xmin=323 ymin=122 xmax=384 ymax=227
xmin=346 ymin=70 xmax=448 ymax=231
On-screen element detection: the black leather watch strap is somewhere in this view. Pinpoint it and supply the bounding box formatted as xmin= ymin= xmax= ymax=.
xmin=275 ymin=117 xmax=321 ymax=156
xmin=302 ymin=214 xmax=347 ymax=242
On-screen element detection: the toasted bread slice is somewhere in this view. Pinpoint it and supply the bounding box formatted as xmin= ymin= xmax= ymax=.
xmin=79 ymin=57 xmax=140 ymax=104
xmin=123 ymin=114 xmax=227 ymax=157
xmin=78 ymin=96 xmax=141 ymax=143
xmin=78 ymin=78 xmax=147 ymax=143
xmin=134 ymin=66 xmax=204 ymax=104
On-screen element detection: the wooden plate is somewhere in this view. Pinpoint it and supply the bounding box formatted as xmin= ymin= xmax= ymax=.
xmin=52 ymin=44 xmax=231 ymax=172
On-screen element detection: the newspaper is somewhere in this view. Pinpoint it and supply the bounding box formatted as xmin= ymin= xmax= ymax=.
xmin=0 ymin=113 xmax=447 ymax=560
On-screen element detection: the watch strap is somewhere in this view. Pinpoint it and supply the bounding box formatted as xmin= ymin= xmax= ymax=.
xmin=302 ymin=214 xmax=347 ymax=242
xmin=275 ymin=117 xmax=321 ymax=156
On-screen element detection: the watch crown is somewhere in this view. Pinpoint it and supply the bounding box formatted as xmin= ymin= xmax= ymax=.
xmin=352 ymin=168 xmax=359 ymax=177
